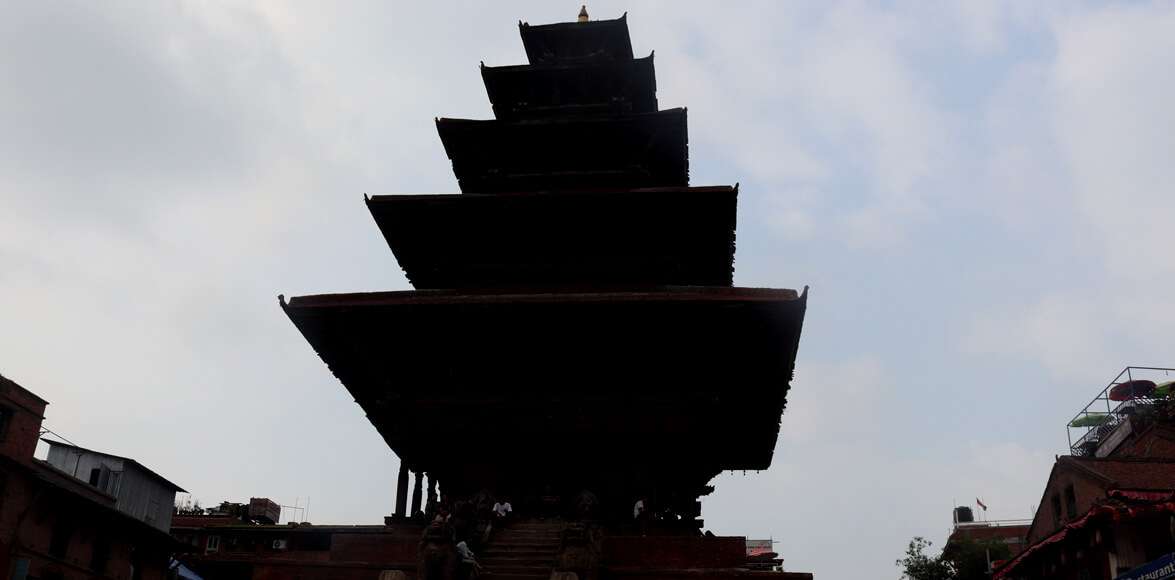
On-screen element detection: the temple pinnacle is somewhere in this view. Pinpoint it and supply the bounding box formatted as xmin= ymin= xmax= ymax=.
xmin=578 ymin=5 xmax=589 ymax=22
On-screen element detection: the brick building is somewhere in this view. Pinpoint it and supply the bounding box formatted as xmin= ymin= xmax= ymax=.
xmin=948 ymin=521 xmax=1031 ymax=555
xmin=995 ymin=368 xmax=1175 ymax=579
xmin=0 ymin=373 xmax=181 ymax=580
xmin=170 ymin=513 xmax=789 ymax=580
xmin=170 ymin=516 xmax=419 ymax=580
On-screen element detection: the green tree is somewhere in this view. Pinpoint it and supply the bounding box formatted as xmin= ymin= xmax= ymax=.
xmin=896 ymin=537 xmax=954 ymax=580
xmin=944 ymin=537 xmax=1012 ymax=580
xmin=897 ymin=535 xmax=1014 ymax=580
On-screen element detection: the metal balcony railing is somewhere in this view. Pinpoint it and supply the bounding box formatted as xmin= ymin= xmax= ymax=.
xmin=1066 ymin=366 xmax=1175 ymax=457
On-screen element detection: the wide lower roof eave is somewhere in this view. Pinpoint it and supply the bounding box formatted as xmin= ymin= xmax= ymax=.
xmin=280 ymin=286 xmax=807 ymax=310
xmin=364 ymin=184 xmax=736 ymax=202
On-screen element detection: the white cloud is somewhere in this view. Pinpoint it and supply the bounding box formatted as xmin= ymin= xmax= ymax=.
xmin=963 ymin=294 xmax=1115 ymax=383
xmin=962 ymin=2 xmax=1175 ymax=386
xmin=705 ymin=355 xmax=1055 ymax=578
xmin=1051 ymin=3 xmax=1175 ymax=281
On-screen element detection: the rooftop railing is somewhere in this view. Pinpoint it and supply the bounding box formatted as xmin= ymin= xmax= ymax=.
xmin=1066 ymin=366 xmax=1175 ymax=457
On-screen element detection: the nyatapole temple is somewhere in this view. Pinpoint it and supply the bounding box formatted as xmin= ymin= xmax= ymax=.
xmin=282 ymin=10 xmax=810 ymax=580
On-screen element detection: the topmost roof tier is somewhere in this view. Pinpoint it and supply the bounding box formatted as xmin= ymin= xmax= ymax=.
xmin=484 ymin=14 xmax=655 ymax=121
xmin=443 ymin=13 xmax=682 ymax=193
xmin=520 ymin=13 xmax=634 ymax=64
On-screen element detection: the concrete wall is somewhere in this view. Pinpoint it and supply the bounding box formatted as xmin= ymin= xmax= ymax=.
xmin=0 ymin=463 xmax=170 ymax=580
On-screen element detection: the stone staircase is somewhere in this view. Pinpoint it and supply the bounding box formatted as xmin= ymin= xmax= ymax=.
xmin=480 ymin=519 xmax=564 ymax=580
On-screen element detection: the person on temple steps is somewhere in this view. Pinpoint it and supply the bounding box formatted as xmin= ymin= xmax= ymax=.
xmin=492 ymin=497 xmax=513 ymax=524
xmin=633 ymin=496 xmax=650 ymax=536
xmin=456 ymin=539 xmax=482 ymax=580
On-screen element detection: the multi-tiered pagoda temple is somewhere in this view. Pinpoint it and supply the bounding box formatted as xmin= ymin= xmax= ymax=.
xmin=283 ymin=11 xmax=807 ymax=528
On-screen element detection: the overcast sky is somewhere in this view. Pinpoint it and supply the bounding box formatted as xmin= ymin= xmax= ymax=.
xmin=3 ymin=1 xmax=1175 ymax=578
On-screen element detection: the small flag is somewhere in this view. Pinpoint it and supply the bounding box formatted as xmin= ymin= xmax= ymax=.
xmin=977 ymin=498 xmax=987 ymax=511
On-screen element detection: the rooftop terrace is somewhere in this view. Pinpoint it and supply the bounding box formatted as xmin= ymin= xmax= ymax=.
xmin=1066 ymin=366 xmax=1175 ymax=457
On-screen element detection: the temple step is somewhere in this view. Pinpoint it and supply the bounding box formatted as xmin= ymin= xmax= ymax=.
xmin=492 ymin=535 xmax=560 ymax=543
xmin=482 ymin=574 xmax=549 ymax=580
xmin=481 ymin=565 xmax=553 ymax=575
xmin=483 ymin=551 xmax=558 ymax=559
xmin=483 ymin=553 xmax=558 ymax=563
xmin=484 ymin=551 xmax=557 ymax=558
xmin=480 ymin=519 xmax=564 ymax=580
xmin=493 ymin=527 xmax=564 ymax=535
xmin=500 ymin=521 xmax=565 ymax=528
xmin=481 ymin=554 xmax=559 ymax=563
xmin=485 ymin=539 xmax=558 ymax=548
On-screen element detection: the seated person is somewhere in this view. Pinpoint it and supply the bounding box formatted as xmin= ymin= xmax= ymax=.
xmin=492 ymin=498 xmax=513 ymax=522
xmin=633 ymin=497 xmax=650 ymax=536
xmin=456 ymin=540 xmax=482 ymax=580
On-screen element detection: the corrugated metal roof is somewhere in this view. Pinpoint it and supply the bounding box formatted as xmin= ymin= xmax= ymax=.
xmin=42 ymin=439 xmax=187 ymax=492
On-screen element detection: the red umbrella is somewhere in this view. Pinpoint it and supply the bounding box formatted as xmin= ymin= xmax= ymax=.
xmin=1109 ymin=380 xmax=1156 ymax=401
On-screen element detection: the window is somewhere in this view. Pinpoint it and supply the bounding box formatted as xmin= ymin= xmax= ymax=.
xmin=49 ymin=517 xmax=74 ymax=559
xmin=104 ymin=470 xmax=122 ymax=496
xmin=0 ymin=471 xmax=9 ymax=514
xmin=0 ymin=407 xmax=13 ymax=442
xmin=130 ymin=547 xmax=142 ymax=580
xmin=88 ymin=468 xmax=101 ymax=487
xmin=1065 ymin=485 xmax=1078 ymax=519
xmin=292 ymin=532 xmax=332 ymax=551
xmin=1051 ymin=493 xmax=1063 ymax=528
xmin=91 ymin=534 xmax=111 ymax=574
xmin=206 ymin=535 xmax=220 ymax=553
xmin=10 ymin=558 xmax=29 ymax=580
xmin=146 ymin=499 xmax=160 ymax=524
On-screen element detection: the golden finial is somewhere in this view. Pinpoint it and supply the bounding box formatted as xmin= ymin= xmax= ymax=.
xmin=578 ymin=5 xmax=589 ymax=22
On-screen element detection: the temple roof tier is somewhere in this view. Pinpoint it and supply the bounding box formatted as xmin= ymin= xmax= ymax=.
xmin=437 ymin=108 xmax=687 ymax=193
xmin=366 ymin=186 xmax=736 ymax=289
xmin=481 ymin=54 xmax=656 ymax=120
xmin=520 ymin=14 xmax=633 ymax=64
xmin=280 ymin=286 xmax=807 ymax=490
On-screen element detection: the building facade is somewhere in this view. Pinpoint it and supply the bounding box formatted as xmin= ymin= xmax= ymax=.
xmin=171 ymin=516 xmax=419 ymax=580
xmin=0 ymin=373 xmax=181 ymax=580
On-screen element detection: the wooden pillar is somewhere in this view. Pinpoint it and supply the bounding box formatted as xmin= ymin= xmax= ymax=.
xmin=425 ymin=473 xmax=438 ymax=513
xmin=410 ymin=471 xmax=424 ymax=517
xmin=395 ymin=464 xmax=409 ymax=518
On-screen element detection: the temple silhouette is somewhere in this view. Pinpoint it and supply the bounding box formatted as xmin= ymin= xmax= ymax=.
xmin=282 ymin=9 xmax=810 ymax=580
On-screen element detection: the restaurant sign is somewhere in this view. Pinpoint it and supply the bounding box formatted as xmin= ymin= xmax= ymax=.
xmin=1117 ymin=553 xmax=1175 ymax=580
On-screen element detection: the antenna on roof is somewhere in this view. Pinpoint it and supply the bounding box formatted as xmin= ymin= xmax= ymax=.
xmin=578 ymin=5 xmax=589 ymax=22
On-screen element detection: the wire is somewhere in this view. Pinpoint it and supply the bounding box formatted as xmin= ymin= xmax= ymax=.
xmin=38 ymin=425 xmax=80 ymax=447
